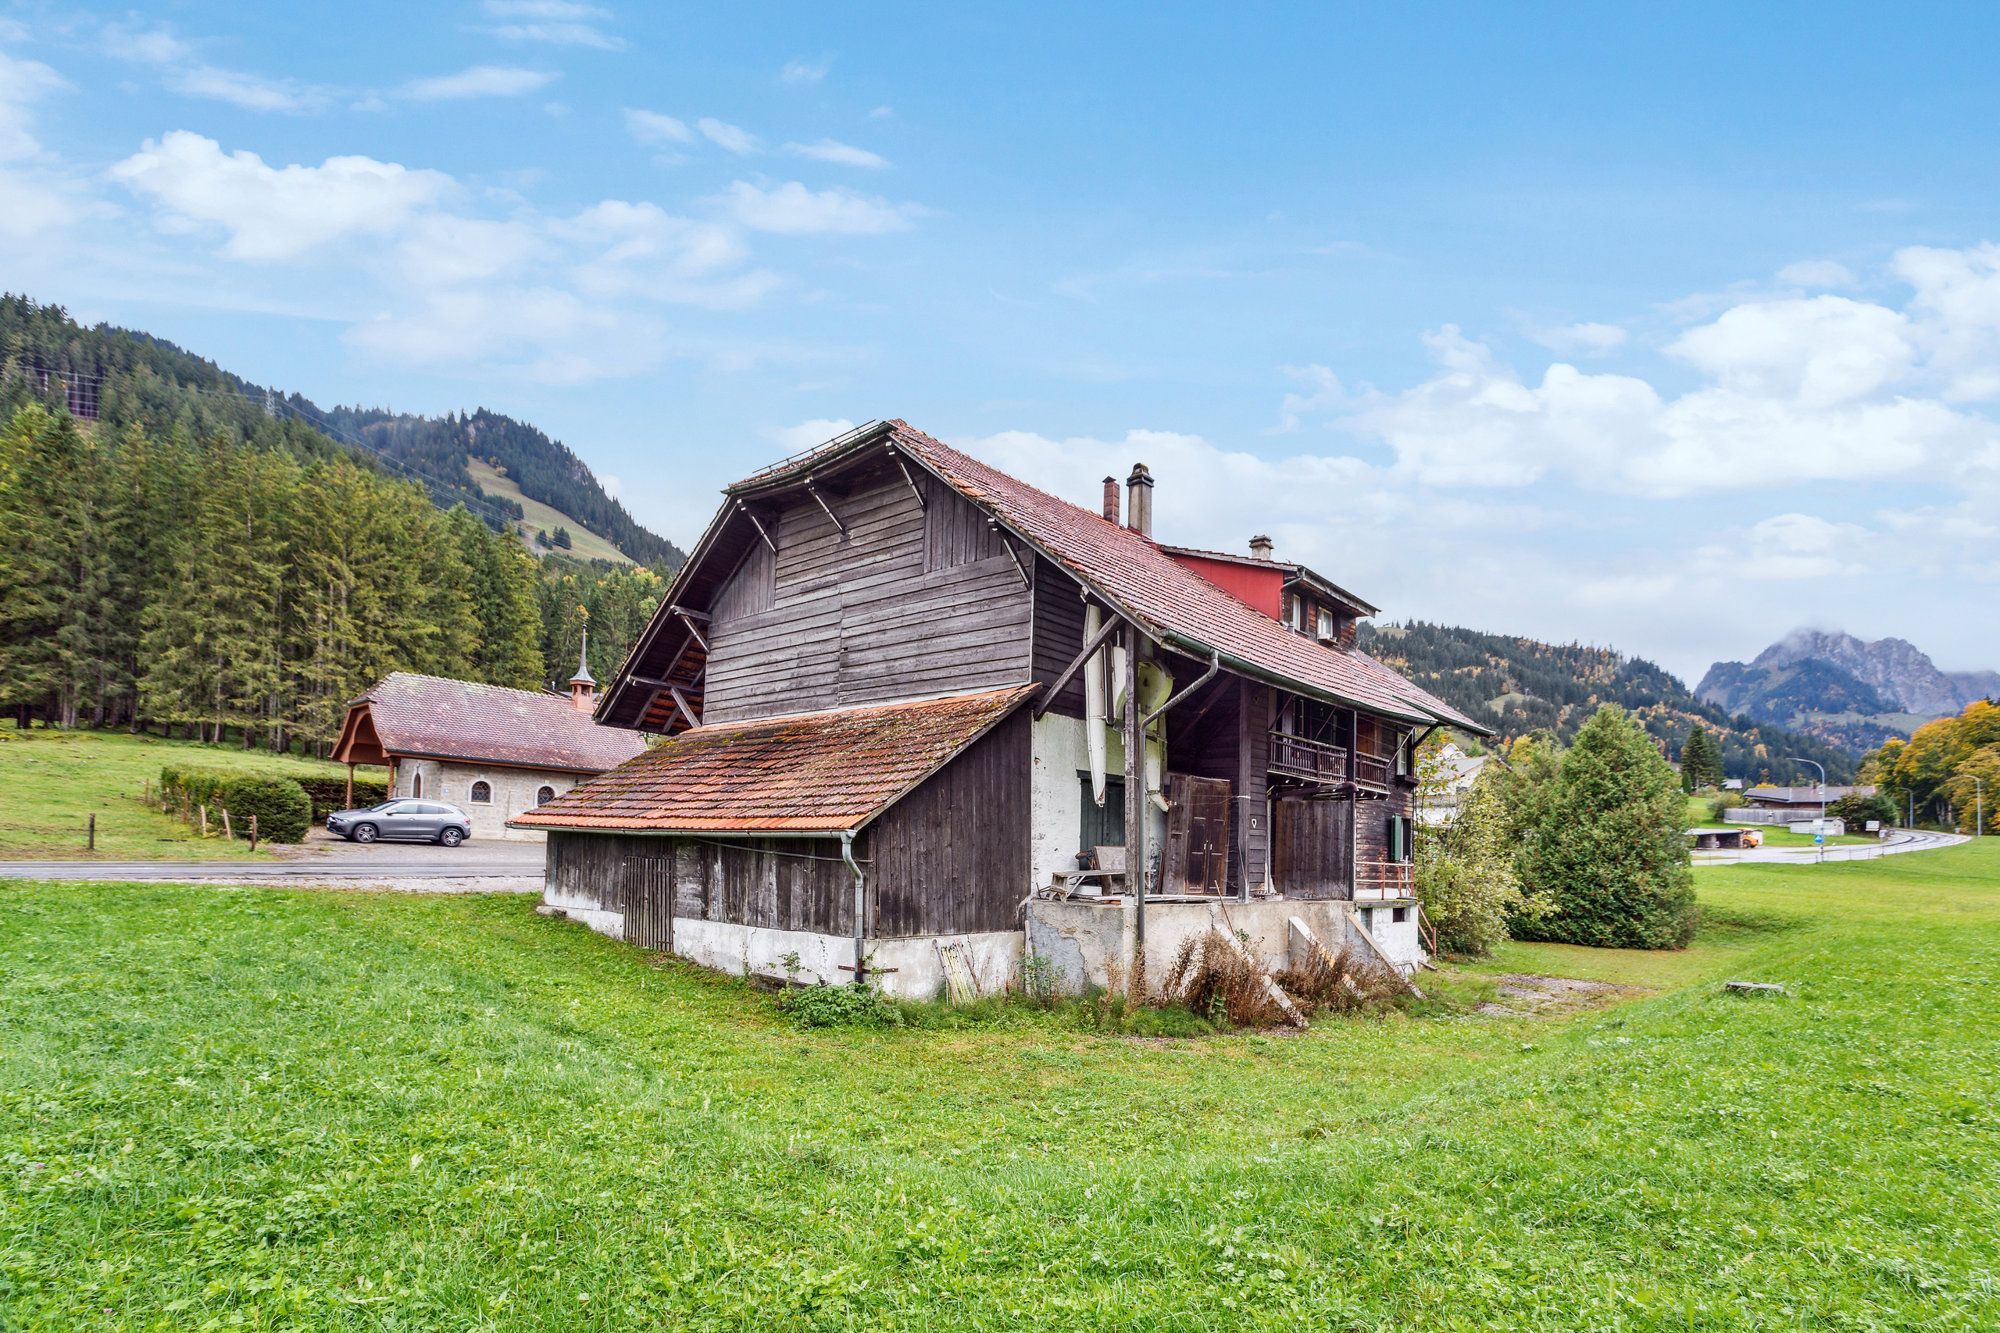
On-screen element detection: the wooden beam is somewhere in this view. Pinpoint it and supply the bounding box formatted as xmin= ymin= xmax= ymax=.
xmin=736 ymin=500 xmax=776 ymax=552
xmin=670 ymin=607 xmax=709 ymax=654
xmin=1141 ymin=650 xmax=1220 ymax=728
xmin=989 ymin=518 xmax=1031 ymax=588
xmin=668 ymin=685 xmax=701 ymax=730
xmin=1036 ymin=608 xmax=1123 ymax=718
xmin=887 ymin=444 xmax=926 ymax=509
xmin=805 ymin=478 xmax=849 ymax=538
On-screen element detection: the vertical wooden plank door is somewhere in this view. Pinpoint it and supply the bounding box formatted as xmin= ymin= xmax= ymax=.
xmin=1164 ymin=774 xmax=1232 ymax=895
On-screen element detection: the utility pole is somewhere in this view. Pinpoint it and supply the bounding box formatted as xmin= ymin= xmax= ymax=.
xmin=1977 ymin=776 xmax=1986 ymax=839
xmin=1786 ymin=757 xmax=1827 ymax=863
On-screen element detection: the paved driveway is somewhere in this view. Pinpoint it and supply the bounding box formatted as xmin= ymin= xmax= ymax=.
xmin=0 ymin=830 xmax=544 ymax=893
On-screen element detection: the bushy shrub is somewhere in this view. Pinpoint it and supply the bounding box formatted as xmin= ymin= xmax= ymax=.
xmin=777 ymin=982 xmax=898 ymax=1029
xmin=295 ymin=777 xmax=388 ymax=819
xmin=1708 ymin=790 xmax=1747 ymax=822
xmin=1512 ymin=705 xmax=1697 ymax=950
xmin=159 ymin=766 xmax=313 ymax=843
xmin=219 ymin=776 xmax=313 ymax=843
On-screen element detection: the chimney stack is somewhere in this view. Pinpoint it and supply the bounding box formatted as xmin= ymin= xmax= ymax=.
xmin=1101 ymin=475 xmax=1120 ymax=525
xmin=1125 ymin=463 xmax=1154 ymax=538
xmin=1249 ymin=534 xmax=1274 ymax=561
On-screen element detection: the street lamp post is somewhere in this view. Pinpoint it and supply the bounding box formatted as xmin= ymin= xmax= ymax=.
xmin=1786 ymin=757 xmax=1827 ymax=863
xmin=1977 ymin=776 xmax=1986 ymax=839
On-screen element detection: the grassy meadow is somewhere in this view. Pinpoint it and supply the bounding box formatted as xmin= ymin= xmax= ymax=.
xmin=0 ymin=724 xmax=376 ymax=860
xmin=2 ymin=843 xmax=1997 ymax=1328
xmin=465 ymin=456 xmax=634 ymax=566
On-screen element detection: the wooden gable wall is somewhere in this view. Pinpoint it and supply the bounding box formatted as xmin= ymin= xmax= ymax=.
xmin=702 ymin=465 xmax=1036 ymax=725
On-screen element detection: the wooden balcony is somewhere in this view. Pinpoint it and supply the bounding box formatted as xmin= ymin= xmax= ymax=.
xmin=1269 ymin=731 xmax=1392 ymax=792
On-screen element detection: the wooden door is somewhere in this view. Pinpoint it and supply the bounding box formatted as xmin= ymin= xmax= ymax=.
xmin=1271 ymin=796 xmax=1353 ymax=899
xmin=1164 ymin=774 xmax=1231 ymax=895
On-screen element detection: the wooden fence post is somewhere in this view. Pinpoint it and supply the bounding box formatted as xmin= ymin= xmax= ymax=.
xmin=87 ymin=813 xmax=95 ymax=852
xmin=198 ymin=805 xmax=208 ymax=837
xmin=221 ymin=809 xmax=233 ymax=841
xmin=248 ymin=815 xmax=258 ymax=852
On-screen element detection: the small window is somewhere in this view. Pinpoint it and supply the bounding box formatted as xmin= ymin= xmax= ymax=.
xmin=1284 ymin=595 xmax=1303 ymax=632
xmin=1392 ymin=905 xmax=1410 ymax=924
xmin=536 ymin=785 xmax=557 ymax=806
xmin=411 ymin=773 xmax=422 ymax=799
xmin=1077 ymin=772 xmax=1127 ymax=852
xmin=469 ymin=780 xmax=492 ymax=804
xmin=1316 ymin=607 xmax=1335 ymax=640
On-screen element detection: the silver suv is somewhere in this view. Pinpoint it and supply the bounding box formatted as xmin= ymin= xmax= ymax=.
xmin=326 ymin=800 xmax=473 ymax=847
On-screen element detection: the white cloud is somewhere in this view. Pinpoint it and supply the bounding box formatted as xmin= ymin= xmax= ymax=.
xmin=1666 ymin=295 xmax=1913 ymax=408
xmin=772 ymin=418 xmax=855 ymax=452
xmin=1268 ymin=363 xmax=1346 ymax=434
xmin=480 ymin=0 xmax=623 ymax=49
xmin=779 ymin=59 xmax=830 ymax=86
xmin=786 ymin=138 xmax=888 ymax=169
xmin=100 ymin=21 xmax=330 ymax=113
xmin=1893 ymin=242 xmax=2000 ymax=401
xmin=0 ymin=49 xmax=66 ymax=162
xmin=401 ymin=66 xmax=557 ymax=101
xmin=718 ymin=181 xmax=918 ymax=235
xmin=624 ymin=108 xmax=692 ymax=146
xmin=346 ymin=286 xmax=666 ymax=384
xmin=1695 ymin=513 xmax=1870 ymax=581
xmin=560 ymin=200 xmax=778 ymax=308
xmin=1528 ymin=320 xmax=1628 ymax=356
xmin=111 ymin=131 xmax=454 ymax=261
xmin=698 ymin=118 xmax=760 ymax=154
xmin=1778 ymin=258 xmax=1856 ymax=289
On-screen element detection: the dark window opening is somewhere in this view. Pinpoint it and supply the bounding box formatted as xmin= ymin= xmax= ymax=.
xmin=469 ymin=780 xmax=492 ymax=804
xmin=536 ymin=785 xmax=557 ymax=805
xmin=1392 ymin=905 xmax=1409 ymax=923
xmin=1078 ymin=772 xmax=1127 ymax=855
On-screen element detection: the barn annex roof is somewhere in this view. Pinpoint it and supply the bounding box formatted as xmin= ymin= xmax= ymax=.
xmin=513 ymin=685 xmax=1036 ymax=833
xmin=331 ymin=672 xmax=648 ymax=774
xmin=721 ymin=421 xmax=1486 ymax=735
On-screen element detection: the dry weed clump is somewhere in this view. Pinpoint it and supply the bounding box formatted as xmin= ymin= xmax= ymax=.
xmin=1275 ymin=941 xmax=1406 ymax=1016
xmin=1160 ymin=930 xmax=1287 ymax=1026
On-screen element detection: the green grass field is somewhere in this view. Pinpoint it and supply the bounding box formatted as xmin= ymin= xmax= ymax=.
xmin=466 ymin=456 xmax=634 ymax=566
xmin=0 ymin=725 xmax=378 ymax=860
xmin=3 ymin=844 xmax=1997 ymax=1329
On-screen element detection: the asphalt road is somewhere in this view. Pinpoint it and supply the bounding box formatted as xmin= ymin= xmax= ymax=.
xmin=0 ymin=833 xmax=543 ymax=891
xmin=1693 ymin=828 xmax=1970 ymax=866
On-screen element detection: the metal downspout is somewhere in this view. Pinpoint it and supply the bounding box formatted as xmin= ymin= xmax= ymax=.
xmin=842 ymin=830 xmax=867 ymax=984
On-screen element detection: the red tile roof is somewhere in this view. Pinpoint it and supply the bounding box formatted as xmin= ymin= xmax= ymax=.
xmin=340 ymin=673 xmax=648 ymax=773
xmin=859 ymin=424 xmax=1486 ymax=733
xmin=513 ymin=685 xmax=1035 ymax=832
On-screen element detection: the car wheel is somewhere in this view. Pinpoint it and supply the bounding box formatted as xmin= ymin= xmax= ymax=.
xmin=439 ymin=827 xmax=465 ymax=848
xmin=351 ymin=823 xmax=378 ymax=844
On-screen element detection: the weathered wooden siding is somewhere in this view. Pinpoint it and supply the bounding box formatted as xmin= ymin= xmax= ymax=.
xmin=1030 ymin=559 xmax=1090 ymax=718
xmin=1270 ymin=796 xmax=1352 ymax=898
xmin=1355 ymin=776 xmax=1418 ymax=897
xmin=864 ymin=709 xmax=1030 ymax=937
xmin=709 ymin=539 xmax=774 ymax=622
xmin=703 ymin=467 xmax=1035 ymax=724
xmin=549 ymin=829 xmax=854 ymax=938
xmin=1238 ymin=682 xmax=1271 ymax=892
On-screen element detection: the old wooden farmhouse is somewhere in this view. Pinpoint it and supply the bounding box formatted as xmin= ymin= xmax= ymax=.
xmin=332 ymin=658 xmax=647 ymax=840
xmin=515 ymin=420 xmax=1487 ymax=996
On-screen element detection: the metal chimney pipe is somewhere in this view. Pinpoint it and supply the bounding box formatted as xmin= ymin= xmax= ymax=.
xmin=1125 ymin=464 xmax=1153 ymax=538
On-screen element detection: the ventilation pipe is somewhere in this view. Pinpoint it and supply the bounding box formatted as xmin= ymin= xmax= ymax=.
xmin=1125 ymin=464 xmax=1154 ymax=538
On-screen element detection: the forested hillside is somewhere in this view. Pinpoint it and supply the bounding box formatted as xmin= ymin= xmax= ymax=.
xmin=0 ymin=296 xmax=670 ymax=752
xmin=0 ymin=296 xmax=683 ymax=569
xmin=1364 ymin=621 xmax=1857 ymax=782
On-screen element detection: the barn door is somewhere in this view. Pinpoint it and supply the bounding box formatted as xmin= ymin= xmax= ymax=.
xmin=625 ymin=847 xmax=674 ymax=952
xmin=1164 ymin=774 xmax=1231 ymax=895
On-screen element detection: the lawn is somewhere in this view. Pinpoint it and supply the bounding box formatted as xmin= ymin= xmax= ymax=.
xmin=2 ymin=844 xmax=1997 ymax=1328
xmin=0 ymin=724 xmax=381 ymax=860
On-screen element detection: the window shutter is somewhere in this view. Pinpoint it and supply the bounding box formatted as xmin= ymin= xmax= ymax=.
xmin=1387 ymin=812 xmax=1402 ymax=863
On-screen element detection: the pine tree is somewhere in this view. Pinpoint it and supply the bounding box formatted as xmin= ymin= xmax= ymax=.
xmin=1680 ymin=726 xmax=1720 ymax=792
xmin=0 ymin=406 xmax=110 ymax=727
xmin=1514 ymin=705 xmax=1697 ymax=950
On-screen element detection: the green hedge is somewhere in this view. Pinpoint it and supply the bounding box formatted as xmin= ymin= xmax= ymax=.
xmin=159 ymin=766 xmax=314 ymax=843
xmin=295 ymin=777 xmax=388 ymax=820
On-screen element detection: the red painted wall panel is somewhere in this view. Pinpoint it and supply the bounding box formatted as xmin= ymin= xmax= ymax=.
xmin=1168 ymin=553 xmax=1284 ymax=619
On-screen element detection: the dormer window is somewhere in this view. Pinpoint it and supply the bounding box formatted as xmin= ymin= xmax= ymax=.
xmin=1316 ymin=607 xmax=1335 ymax=641
xmin=1284 ymin=594 xmax=1304 ymax=632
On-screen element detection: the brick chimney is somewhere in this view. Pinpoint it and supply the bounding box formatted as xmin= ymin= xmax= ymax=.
xmin=1101 ymin=475 xmax=1120 ymax=524
xmin=1249 ymin=534 xmax=1274 ymax=561
xmin=1125 ymin=463 xmax=1153 ymax=538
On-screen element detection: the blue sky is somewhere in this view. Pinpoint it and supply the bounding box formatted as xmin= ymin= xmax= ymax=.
xmin=4 ymin=2 xmax=1998 ymax=682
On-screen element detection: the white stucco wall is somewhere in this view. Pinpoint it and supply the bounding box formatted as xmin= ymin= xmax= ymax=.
xmin=1030 ymin=713 xmax=1167 ymax=892
xmin=395 ymin=758 xmax=577 ymax=840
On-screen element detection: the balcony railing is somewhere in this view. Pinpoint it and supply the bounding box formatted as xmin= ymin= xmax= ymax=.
xmin=1269 ymin=730 xmax=1393 ymax=791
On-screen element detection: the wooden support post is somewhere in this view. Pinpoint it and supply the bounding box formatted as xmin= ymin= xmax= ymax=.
xmin=1124 ymin=627 xmax=1147 ymax=997
xmin=249 ymin=815 xmax=259 ymax=852
xmin=198 ymin=805 xmax=208 ymax=837
xmin=220 ymin=808 xmax=233 ymax=841
xmin=1036 ymin=609 xmax=1121 ymax=718
xmin=87 ymin=813 xmax=95 ymax=852
xmin=345 ymin=762 xmax=354 ymax=810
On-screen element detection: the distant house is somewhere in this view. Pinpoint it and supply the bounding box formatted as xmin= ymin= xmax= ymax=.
xmin=515 ymin=420 xmax=1487 ymax=997
xmin=1416 ymin=741 xmax=1487 ymax=826
xmin=1743 ymin=784 xmax=1874 ymax=811
xmin=331 ymin=649 xmax=647 ymax=840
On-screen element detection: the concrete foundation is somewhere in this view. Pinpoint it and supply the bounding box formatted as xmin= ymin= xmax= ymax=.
xmin=1025 ymin=894 xmax=1424 ymax=995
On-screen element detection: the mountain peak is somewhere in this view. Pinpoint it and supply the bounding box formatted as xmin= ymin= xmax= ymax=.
xmin=1711 ymin=627 xmax=1993 ymax=732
